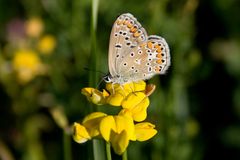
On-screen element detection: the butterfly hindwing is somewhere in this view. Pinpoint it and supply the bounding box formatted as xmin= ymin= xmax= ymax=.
xmin=118 ymin=35 xmax=170 ymax=82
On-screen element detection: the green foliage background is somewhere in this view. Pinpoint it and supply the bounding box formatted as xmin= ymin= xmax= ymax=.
xmin=0 ymin=0 xmax=240 ymax=159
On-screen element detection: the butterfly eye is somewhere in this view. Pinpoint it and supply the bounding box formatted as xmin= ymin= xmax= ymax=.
xmin=103 ymin=75 xmax=112 ymax=83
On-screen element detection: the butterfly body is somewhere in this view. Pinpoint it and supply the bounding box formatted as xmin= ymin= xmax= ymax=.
xmin=105 ymin=13 xmax=170 ymax=85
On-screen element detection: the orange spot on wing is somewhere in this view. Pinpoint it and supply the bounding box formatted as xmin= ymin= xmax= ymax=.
xmin=154 ymin=44 xmax=161 ymax=49
xmin=147 ymin=42 xmax=153 ymax=49
xmin=123 ymin=20 xmax=129 ymax=25
xmin=117 ymin=20 xmax=123 ymax=25
xmin=133 ymin=31 xmax=141 ymax=37
xmin=130 ymin=26 xmax=137 ymax=33
xmin=156 ymin=59 xmax=162 ymax=64
xmin=156 ymin=53 xmax=162 ymax=58
xmin=139 ymin=43 xmax=146 ymax=48
xmin=154 ymin=66 xmax=161 ymax=72
xmin=156 ymin=48 xmax=161 ymax=53
xmin=127 ymin=23 xmax=133 ymax=28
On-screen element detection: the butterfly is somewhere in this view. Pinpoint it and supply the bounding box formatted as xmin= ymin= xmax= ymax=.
xmin=103 ymin=13 xmax=170 ymax=85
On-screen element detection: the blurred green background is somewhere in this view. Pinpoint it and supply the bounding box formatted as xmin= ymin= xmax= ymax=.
xmin=1 ymin=0 xmax=240 ymax=159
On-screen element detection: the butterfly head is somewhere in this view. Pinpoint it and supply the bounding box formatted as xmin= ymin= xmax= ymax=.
xmin=103 ymin=74 xmax=113 ymax=83
xmin=103 ymin=74 xmax=129 ymax=85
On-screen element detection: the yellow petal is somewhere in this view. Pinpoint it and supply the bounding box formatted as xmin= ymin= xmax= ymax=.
xmin=118 ymin=109 xmax=133 ymax=118
xmin=111 ymin=130 xmax=129 ymax=155
xmin=135 ymin=122 xmax=157 ymax=141
xmin=107 ymin=93 xmax=124 ymax=106
xmin=121 ymin=92 xmax=149 ymax=122
xmin=81 ymin=88 xmax=93 ymax=97
xmin=106 ymin=82 xmax=135 ymax=96
xmin=82 ymin=112 xmax=107 ymax=137
xmin=102 ymin=89 xmax=110 ymax=97
xmin=81 ymin=88 xmax=107 ymax=105
xmin=99 ymin=116 xmax=116 ymax=141
xmin=131 ymin=97 xmax=149 ymax=122
xmin=72 ymin=122 xmax=91 ymax=143
xmin=133 ymin=81 xmax=146 ymax=92
xmin=122 ymin=92 xmax=146 ymax=109
xmin=115 ymin=115 xmax=136 ymax=141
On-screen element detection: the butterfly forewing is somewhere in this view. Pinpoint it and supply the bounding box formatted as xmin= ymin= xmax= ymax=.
xmin=108 ymin=13 xmax=147 ymax=77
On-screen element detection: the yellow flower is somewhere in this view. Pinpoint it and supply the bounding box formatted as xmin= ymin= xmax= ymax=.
xmin=82 ymin=112 xmax=107 ymax=137
xmin=81 ymin=88 xmax=109 ymax=105
xmin=37 ymin=35 xmax=56 ymax=54
xmin=25 ymin=18 xmax=44 ymax=38
xmin=134 ymin=122 xmax=157 ymax=141
xmin=73 ymin=122 xmax=91 ymax=143
xmin=121 ymin=92 xmax=149 ymax=122
xmin=81 ymin=81 xmax=150 ymax=107
xmin=73 ymin=111 xmax=158 ymax=155
xmin=106 ymin=81 xmax=146 ymax=106
xmin=72 ymin=112 xmax=107 ymax=144
xmin=13 ymin=49 xmax=46 ymax=83
xmin=99 ymin=113 xmax=136 ymax=155
xmin=81 ymin=81 xmax=155 ymax=122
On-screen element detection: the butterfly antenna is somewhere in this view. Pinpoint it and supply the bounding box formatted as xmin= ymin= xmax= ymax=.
xmin=83 ymin=67 xmax=106 ymax=76
xmin=96 ymin=78 xmax=105 ymax=89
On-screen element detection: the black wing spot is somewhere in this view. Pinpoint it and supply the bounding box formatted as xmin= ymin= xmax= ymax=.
xmin=115 ymin=44 xmax=122 ymax=48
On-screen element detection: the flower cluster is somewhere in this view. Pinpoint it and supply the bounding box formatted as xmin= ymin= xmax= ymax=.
xmin=0 ymin=17 xmax=56 ymax=84
xmin=73 ymin=81 xmax=157 ymax=155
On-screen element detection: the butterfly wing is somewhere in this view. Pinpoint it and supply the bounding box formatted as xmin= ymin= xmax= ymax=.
xmin=118 ymin=35 xmax=170 ymax=82
xmin=108 ymin=13 xmax=148 ymax=77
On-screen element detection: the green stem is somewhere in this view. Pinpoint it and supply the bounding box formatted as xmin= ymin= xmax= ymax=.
xmin=63 ymin=131 xmax=72 ymax=160
xmin=89 ymin=0 xmax=99 ymax=87
xmin=122 ymin=150 xmax=128 ymax=160
xmin=93 ymin=139 xmax=106 ymax=160
xmin=89 ymin=0 xmax=105 ymax=160
xmin=106 ymin=142 xmax=112 ymax=160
